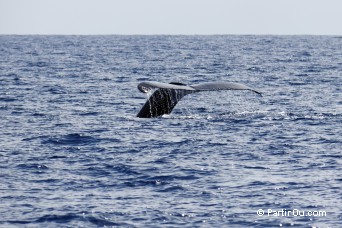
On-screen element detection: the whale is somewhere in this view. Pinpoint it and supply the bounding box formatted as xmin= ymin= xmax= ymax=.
xmin=136 ymin=81 xmax=262 ymax=118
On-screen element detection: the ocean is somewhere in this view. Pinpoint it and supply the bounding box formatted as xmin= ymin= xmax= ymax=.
xmin=0 ymin=35 xmax=341 ymax=227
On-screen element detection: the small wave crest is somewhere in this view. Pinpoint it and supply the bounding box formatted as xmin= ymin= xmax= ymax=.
xmin=42 ymin=133 xmax=101 ymax=146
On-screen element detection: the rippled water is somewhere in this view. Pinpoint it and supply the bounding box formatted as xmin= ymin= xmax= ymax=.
xmin=0 ymin=35 xmax=341 ymax=227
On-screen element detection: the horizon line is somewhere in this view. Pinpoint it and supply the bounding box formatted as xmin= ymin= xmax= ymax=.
xmin=1 ymin=33 xmax=341 ymax=36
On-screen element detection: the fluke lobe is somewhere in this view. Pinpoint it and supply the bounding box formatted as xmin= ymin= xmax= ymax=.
xmin=136 ymin=81 xmax=262 ymax=118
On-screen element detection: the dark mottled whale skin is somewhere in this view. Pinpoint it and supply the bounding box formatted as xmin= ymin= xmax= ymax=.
xmin=137 ymin=81 xmax=261 ymax=118
xmin=137 ymin=82 xmax=194 ymax=118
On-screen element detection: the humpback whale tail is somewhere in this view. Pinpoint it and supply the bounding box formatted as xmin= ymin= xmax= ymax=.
xmin=137 ymin=81 xmax=261 ymax=118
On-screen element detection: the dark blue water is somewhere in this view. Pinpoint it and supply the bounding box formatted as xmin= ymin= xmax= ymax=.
xmin=0 ymin=35 xmax=341 ymax=227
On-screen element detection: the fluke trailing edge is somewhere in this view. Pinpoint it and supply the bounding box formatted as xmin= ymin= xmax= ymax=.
xmin=136 ymin=81 xmax=262 ymax=118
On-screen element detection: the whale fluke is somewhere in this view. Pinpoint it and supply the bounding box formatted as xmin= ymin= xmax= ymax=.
xmin=137 ymin=81 xmax=261 ymax=118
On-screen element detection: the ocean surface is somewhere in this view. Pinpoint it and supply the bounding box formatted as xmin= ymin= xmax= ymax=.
xmin=0 ymin=35 xmax=341 ymax=227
